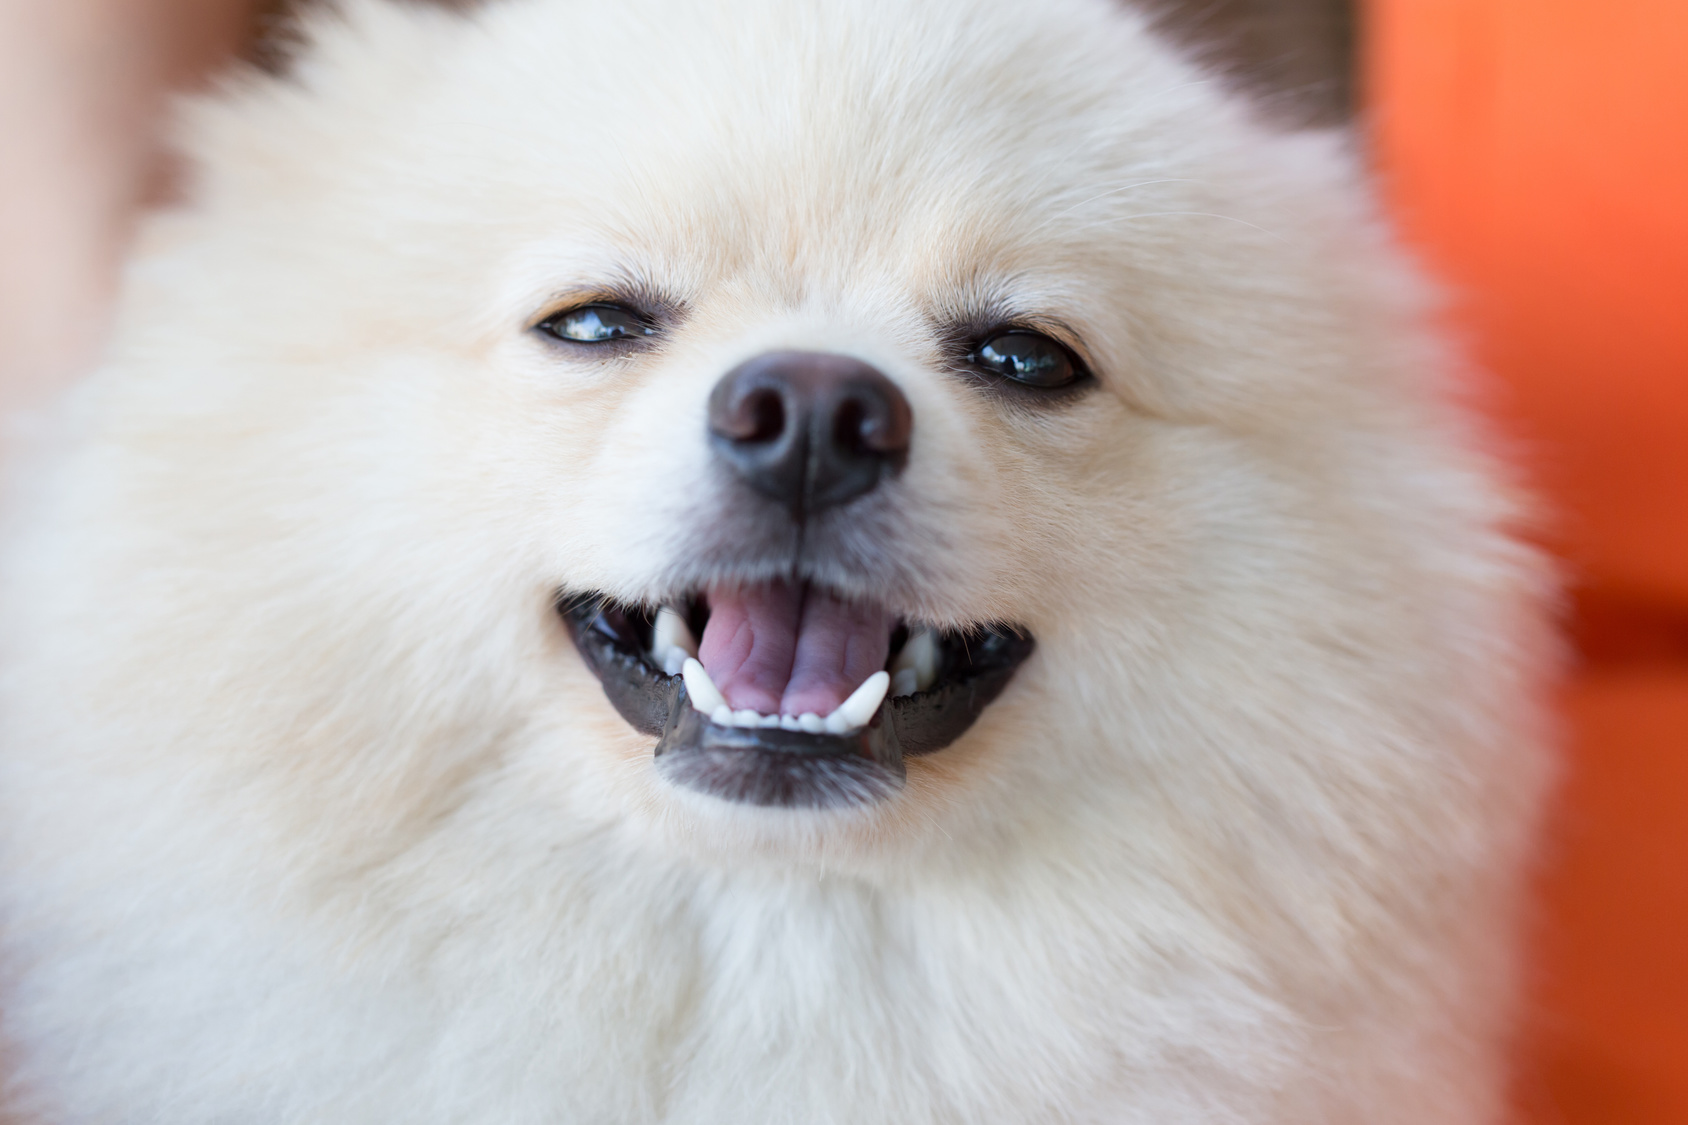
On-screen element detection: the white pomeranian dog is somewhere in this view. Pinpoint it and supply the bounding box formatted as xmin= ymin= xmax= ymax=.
xmin=0 ymin=0 xmax=1555 ymax=1121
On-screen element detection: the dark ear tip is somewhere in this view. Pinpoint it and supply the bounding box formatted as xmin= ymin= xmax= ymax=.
xmin=1125 ymin=0 xmax=1356 ymax=129
xmin=245 ymin=0 xmax=490 ymax=75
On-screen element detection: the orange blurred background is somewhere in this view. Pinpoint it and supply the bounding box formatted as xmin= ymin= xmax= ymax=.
xmin=1367 ymin=1 xmax=1688 ymax=1121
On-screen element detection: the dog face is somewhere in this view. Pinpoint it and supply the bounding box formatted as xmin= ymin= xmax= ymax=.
xmin=0 ymin=2 xmax=1558 ymax=1118
xmin=46 ymin=0 xmax=1527 ymax=883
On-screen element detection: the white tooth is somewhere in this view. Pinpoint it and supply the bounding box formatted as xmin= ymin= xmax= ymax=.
xmin=891 ymin=668 xmax=919 ymax=698
xmin=710 ymin=703 xmax=734 ymax=726
xmin=831 ymin=670 xmax=890 ymax=731
xmin=733 ymin=709 xmax=760 ymax=727
xmin=758 ymin=713 xmax=783 ymax=728
xmin=654 ymin=607 xmax=698 ymax=661
xmin=797 ymin=712 xmax=826 ymax=734
xmin=682 ymin=658 xmax=727 ymax=716
xmin=779 ymin=715 xmax=804 ymax=732
xmin=650 ymin=609 xmax=700 ymax=678
xmin=823 ymin=710 xmax=851 ymax=735
xmin=890 ymin=629 xmax=938 ymax=693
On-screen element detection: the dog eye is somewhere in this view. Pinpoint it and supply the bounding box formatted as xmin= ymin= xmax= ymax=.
xmin=971 ymin=332 xmax=1082 ymax=389
xmin=538 ymin=303 xmax=655 ymax=344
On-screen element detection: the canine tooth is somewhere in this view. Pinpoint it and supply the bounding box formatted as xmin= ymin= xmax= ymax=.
xmin=682 ymin=658 xmax=727 ymax=716
xmin=733 ymin=709 xmax=760 ymax=727
xmin=654 ymin=607 xmax=698 ymax=660
xmin=652 ymin=607 xmax=699 ymax=676
xmin=779 ymin=715 xmax=804 ymax=732
xmin=890 ymin=629 xmax=938 ymax=693
xmin=832 ymin=670 xmax=890 ymax=731
xmin=710 ymin=704 xmax=734 ymax=726
xmin=797 ymin=712 xmax=826 ymax=734
xmin=823 ymin=710 xmax=851 ymax=735
xmin=891 ymin=668 xmax=919 ymax=698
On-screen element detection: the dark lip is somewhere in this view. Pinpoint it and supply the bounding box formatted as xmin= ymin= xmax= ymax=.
xmin=558 ymin=596 xmax=1035 ymax=809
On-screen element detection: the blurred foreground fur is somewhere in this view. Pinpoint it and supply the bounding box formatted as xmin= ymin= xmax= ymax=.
xmin=0 ymin=0 xmax=1554 ymax=1120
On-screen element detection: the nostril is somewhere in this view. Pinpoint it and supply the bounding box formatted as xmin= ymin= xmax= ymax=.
xmin=712 ymin=383 xmax=788 ymax=446
xmin=839 ymin=383 xmax=912 ymax=461
xmin=743 ymin=389 xmax=785 ymax=445
xmin=829 ymin=390 xmax=908 ymax=459
xmin=848 ymin=392 xmax=910 ymax=456
xmin=832 ymin=398 xmax=867 ymax=455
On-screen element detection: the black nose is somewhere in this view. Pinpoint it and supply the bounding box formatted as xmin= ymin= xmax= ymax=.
xmin=708 ymin=351 xmax=913 ymax=520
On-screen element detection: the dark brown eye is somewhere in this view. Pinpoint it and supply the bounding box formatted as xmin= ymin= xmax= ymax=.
xmin=538 ymin=303 xmax=654 ymax=344
xmin=971 ymin=331 xmax=1082 ymax=389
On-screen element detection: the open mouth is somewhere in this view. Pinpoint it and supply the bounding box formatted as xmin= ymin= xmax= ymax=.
xmin=560 ymin=582 xmax=1034 ymax=809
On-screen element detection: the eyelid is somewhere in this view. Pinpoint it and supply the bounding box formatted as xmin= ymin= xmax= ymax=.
xmin=535 ymin=300 xmax=641 ymax=326
xmin=527 ymin=283 xmax=682 ymax=334
xmin=567 ymin=305 xmax=653 ymax=333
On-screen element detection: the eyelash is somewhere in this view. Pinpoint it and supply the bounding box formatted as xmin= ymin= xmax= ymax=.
xmin=532 ymin=289 xmax=679 ymax=347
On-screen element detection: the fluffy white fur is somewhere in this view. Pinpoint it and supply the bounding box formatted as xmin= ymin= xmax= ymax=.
xmin=0 ymin=0 xmax=1556 ymax=1120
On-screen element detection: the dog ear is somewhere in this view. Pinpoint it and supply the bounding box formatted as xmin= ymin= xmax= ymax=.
xmin=1124 ymin=0 xmax=1355 ymax=128
xmin=246 ymin=0 xmax=486 ymax=75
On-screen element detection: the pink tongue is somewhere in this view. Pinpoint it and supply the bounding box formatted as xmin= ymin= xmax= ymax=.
xmin=698 ymin=582 xmax=894 ymax=717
